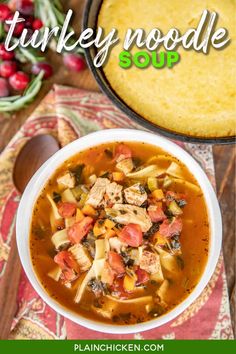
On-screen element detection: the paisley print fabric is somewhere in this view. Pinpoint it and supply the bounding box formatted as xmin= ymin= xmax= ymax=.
xmin=0 ymin=86 xmax=233 ymax=339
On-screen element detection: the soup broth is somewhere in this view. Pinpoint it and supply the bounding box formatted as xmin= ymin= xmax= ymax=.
xmin=30 ymin=142 xmax=210 ymax=325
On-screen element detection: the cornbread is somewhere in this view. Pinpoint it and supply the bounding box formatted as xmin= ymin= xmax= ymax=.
xmin=98 ymin=0 xmax=236 ymax=137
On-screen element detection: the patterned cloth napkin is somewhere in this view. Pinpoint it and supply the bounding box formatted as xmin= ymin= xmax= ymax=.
xmin=0 ymin=85 xmax=233 ymax=339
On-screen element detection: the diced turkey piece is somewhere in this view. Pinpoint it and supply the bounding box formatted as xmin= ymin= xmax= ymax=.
xmin=88 ymin=174 xmax=97 ymax=185
xmin=116 ymin=158 xmax=134 ymax=175
xmin=106 ymin=182 xmax=123 ymax=204
xmin=109 ymin=237 xmax=127 ymax=253
xmin=69 ymin=244 xmax=92 ymax=272
xmin=140 ymin=250 xmax=162 ymax=274
xmin=105 ymin=204 xmax=152 ymax=232
xmin=124 ymin=183 xmax=147 ymax=206
xmin=86 ymin=178 xmax=110 ymax=208
xmin=57 ymin=172 xmax=76 ymax=189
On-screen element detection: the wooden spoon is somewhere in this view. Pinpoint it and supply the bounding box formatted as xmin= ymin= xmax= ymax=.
xmin=0 ymin=134 xmax=60 ymax=339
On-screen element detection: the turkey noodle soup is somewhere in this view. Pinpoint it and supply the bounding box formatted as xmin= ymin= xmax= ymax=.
xmin=30 ymin=141 xmax=210 ymax=325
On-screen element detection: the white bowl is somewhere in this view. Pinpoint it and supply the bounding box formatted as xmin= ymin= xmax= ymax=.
xmin=16 ymin=129 xmax=222 ymax=334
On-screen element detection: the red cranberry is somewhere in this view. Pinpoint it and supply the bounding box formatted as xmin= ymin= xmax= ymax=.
xmin=5 ymin=14 xmax=25 ymax=36
xmin=63 ymin=54 xmax=86 ymax=72
xmin=0 ymin=61 xmax=17 ymax=78
xmin=16 ymin=0 xmax=34 ymax=16
xmin=0 ymin=4 xmax=12 ymax=21
xmin=32 ymin=18 xmax=43 ymax=30
xmin=23 ymin=15 xmax=34 ymax=28
xmin=31 ymin=62 xmax=53 ymax=79
xmin=0 ymin=78 xmax=10 ymax=97
xmin=9 ymin=71 xmax=30 ymax=90
xmin=0 ymin=43 xmax=15 ymax=60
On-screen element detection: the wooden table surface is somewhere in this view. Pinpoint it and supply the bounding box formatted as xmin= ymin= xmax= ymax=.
xmin=0 ymin=0 xmax=235 ymax=337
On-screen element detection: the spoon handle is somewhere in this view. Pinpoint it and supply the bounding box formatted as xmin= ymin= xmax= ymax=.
xmin=0 ymin=228 xmax=22 ymax=339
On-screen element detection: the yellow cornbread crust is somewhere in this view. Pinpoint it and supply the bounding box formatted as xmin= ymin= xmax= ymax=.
xmin=98 ymin=0 xmax=236 ymax=138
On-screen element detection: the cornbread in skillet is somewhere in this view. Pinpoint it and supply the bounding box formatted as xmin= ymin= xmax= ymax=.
xmin=98 ymin=0 xmax=236 ymax=138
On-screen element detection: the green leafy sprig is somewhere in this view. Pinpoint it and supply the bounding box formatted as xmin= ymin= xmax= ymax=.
xmin=0 ymin=0 xmax=84 ymax=112
xmin=0 ymin=71 xmax=44 ymax=112
xmin=34 ymin=0 xmax=84 ymax=54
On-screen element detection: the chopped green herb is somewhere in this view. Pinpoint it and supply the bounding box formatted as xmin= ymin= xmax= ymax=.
xmin=82 ymin=232 xmax=95 ymax=258
xmin=120 ymin=251 xmax=134 ymax=267
xmin=116 ymin=223 xmax=124 ymax=230
xmin=144 ymin=223 xmax=160 ymax=239
xmin=177 ymin=199 xmax=187 ymax=207
xmin=104 ymin=149 xmax=113 ymax=158
xmin=132 ymin=157 xmax=142 ymax=168
xmin=70 ymin=164 xmax=85 ymax=185
xmin=52 ymin=191 xmax=61 ymax=203
xmin=88 ymin=278 xmax=109 ymax=295
xmin=139 ymin=184 xmax=146 ymax=195
xmin=170 ymin=235 xmax=182 ymax=254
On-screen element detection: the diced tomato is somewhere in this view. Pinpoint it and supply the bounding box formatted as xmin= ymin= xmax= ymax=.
xmin=108 ymin=251 xmax=125 ymax=275
xmin=58 ymin=202 xmax=77 ymax=218
xmin=136 ymin=267 xmax=149 ymax=285
xmin=111 ymin=277 xmax=129 ymax=299
xmin=114 ymin=144 xmax=132 ymax=162
xmin=148 ymin=205 xmax=167 ymax=223
xmin=68 ymin=217 xmax=93 ymax=244
xmin=61 ymin=268 xmax=77 ymax=282
xmin=119 ymin=223 xmax=143 ymax=247
xmin=101 ymin=261 xmax=116 ymax=285
xmin=159 ymin=217 xmax=183 ymax=238
xmin=54 ymin=251 xmax=79 ymax=273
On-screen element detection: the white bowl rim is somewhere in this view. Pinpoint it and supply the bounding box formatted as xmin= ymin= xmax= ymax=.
xmin=16 ymin=128 xmax=222 ymax=334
